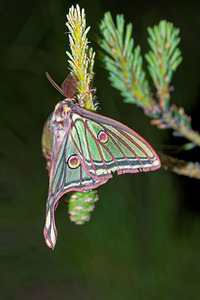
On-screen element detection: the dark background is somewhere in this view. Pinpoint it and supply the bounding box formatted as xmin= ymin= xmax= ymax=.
xmin=1 ymin=0 xmax=200 ymax=299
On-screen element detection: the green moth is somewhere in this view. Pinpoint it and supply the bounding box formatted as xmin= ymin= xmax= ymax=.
xmin=42 ymin=73 xmax=161 ymax=249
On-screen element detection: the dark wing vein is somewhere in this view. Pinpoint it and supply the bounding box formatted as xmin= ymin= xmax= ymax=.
xmin=85 ymin=122 xmax=111 ymax=173
xmin=99 ymin=123 xmax=143 ymax=166
xmin=116 ymin=127 xmax=153 ymax=163
xmin=47 ymin=134 xmax=68 ymax=210
xmin=84 ymin=120 xmax=97 ymax=176
xmin=84 ymin=119 xmax=120 ymax=169
xmin=71 ymin=119 xmax=109 ymax=178
xmin=70 ymin=120 xmax=88 ymax=171
xmin=96 ymin=123 xmax=132 ymax=166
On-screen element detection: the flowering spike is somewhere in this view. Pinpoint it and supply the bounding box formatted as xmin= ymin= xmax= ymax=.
xmin=66 ymin=4 xmax=95 ymax=110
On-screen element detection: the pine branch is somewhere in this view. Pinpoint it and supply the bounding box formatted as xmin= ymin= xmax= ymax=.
xmin=145 ymin=22 xmax=200 ymax=148
xmin=99 ymin=14 xmax=200 ymax=179
xmin=159 ymin=153 xmax=200 ymax=179
xmin=151 ymin=105 xmax=200 ymax=147
xmin=145 ymin=20 xmax=182 ymax=110
xmin=99 ymin=12 xmax=152 ymax=111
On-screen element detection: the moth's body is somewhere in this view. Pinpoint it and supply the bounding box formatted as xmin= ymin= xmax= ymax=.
xmin=42 ymin=73 xmax=161 ymax=249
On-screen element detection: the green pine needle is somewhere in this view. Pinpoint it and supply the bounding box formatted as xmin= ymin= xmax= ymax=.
xmin=145 ymin=20 xmax=182 ymax=109
xmin=99 ymin=12 xmax=151 ymax=109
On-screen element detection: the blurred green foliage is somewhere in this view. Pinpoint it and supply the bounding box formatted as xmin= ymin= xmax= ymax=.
xmin=0 ymin=0 xmax=200 ymax=299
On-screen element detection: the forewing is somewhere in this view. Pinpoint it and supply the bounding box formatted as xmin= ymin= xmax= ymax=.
xmin=70 ymin=108 xmax=161 ymax=180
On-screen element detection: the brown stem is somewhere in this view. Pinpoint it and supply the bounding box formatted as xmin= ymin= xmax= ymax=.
xmin=151 ymin=105 xmax=200 ymax=147
xmin=159 ymin=152 xmax=200 ymax=179
xmin=178 ymin=126 xmax=200 ymax=147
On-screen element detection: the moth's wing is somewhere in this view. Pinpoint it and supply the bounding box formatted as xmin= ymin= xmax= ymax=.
xmin=43 ymin=130 xmax=107 ymax=249
xmin=70 ymin=106 xmax=161 ymax=180
xmin=41 ymin=113 xmax=53 ymax=173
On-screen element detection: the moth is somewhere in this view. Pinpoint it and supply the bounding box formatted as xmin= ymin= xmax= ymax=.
xmin=42 ymin=73 xmax=161 ymax=249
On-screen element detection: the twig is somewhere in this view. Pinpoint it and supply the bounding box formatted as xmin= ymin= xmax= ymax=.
xmin=159 ymin=152 xmax=200 ymax=179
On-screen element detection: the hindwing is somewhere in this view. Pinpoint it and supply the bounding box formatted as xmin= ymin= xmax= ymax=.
xmin=44 ymin=128 xmax=107 ymax=249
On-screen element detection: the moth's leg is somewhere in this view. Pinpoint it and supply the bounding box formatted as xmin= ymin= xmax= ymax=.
xmin=78 ymin=88 xmax=96 ymax=107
